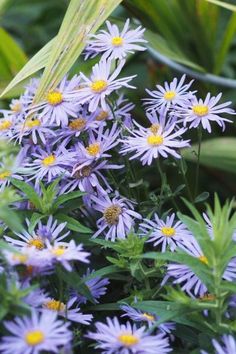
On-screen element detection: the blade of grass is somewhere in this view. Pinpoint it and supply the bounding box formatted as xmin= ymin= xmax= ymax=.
xmin=205 ymin=0 xmax=236 ymax=12
xmin=213 ymin=12 xmax=236 ymax=74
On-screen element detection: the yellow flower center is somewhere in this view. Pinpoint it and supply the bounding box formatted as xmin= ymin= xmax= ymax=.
xmin=142 ymin=313 xmax=155 ymax=321
xmin=192 ymin=105 xmax=209 ymax=117
xmin=86 ymin=142 xmax=100 ymax=156
xmin=147 ymin=134 xmax=163 ymax=146
xmin=96 ymin=110 xmax=109 ymax=121
xmin=0 ymin=171 xmax=11 ymax=180
xmin=46 ymin=91 xmax=63 ymax=106
xmin=199 ymin=255 xmax=208 ymax=265
xmin=51 ymin=247 xmax=66 ymax=257
xmin=28 ymin=238 xmax=44 ymax=250
xmin=149 ymin=124 xmax=160 ymax=134
xmin=69 ymin=118 xmax=86 ymax=131
xmin=91 ymin=80 xmax=108 ymax=93
xmin=0 ymin=120 xmax=12 ymax=131
xmin=42 ymin=154 xmax=56 ymax=166
xmin=44 ymin=299 xmax=65 ymax=312
xmin=164 ymin=90 xmax=176 ymax=101
xmin=111 ymin=36 xmax=124 ymax=46
xmin=12 ymin=254 xmax=28 ymax=263
xmin=11 ymin=102 xmax=22 ymax=113
xmin=103 ymin=205 xmax=122 ymax=225
xmin=118 ymin=333 xmax=139 ymax=347
xmin=161 ymin=227 xmax=175 ymax=237
xmin=25 ymin=330 xmax=44 ymax=346
xmin=25 ymin=119 xmax=41 ymax=129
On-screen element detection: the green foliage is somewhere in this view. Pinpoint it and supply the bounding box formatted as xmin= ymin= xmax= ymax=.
xmin=182 ymin=138 xmax=236 ymax=174
xmin=1 ymin=0 xmax=123 ymax=99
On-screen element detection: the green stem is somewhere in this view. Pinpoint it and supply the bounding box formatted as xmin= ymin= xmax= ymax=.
xmin=178 ymin=156 xmax=194 ymax=203
xmin=194 ymin=126 xmax=202 ymax=198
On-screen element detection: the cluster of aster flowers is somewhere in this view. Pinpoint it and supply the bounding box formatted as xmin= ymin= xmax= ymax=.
xmin=0 ymin=17 xmax=236 ymax=354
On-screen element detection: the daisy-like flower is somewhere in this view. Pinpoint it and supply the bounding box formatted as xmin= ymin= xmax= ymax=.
xmin=46 ymin=240 xmax=90 ymax=272
xmin=86 ymin=317 xmax=171 ymax=354
xmin=71 ymin=268 xmax=109 ymax=305
xmin=72 ymin=123 xmax=121 ymax=171
xmin=13 ymin=116 xmax=56 ymax=144
xmin=143 ymin=75 xmax=194 ymax=111
xmin=120 ymin=120 xmax=190 ymax=165
xmin=57 ymin=105 xmax=98 ymax=144
xmin=201 ymin=335 xmax=236 ymax=354
xmin=162 ymin=240 xmax=209 ymax=297
xmin=140 ymin=213 xmax=193 ymax=252
xmin=91 ymin=193 xmax=142 ymax=241
xmin=4 ymin=216 xmax=69 ymax=250
xmin=121 ymin=305 xmax=175 ymax=335
xmin=29 ymin=75 xmax=81 ymax=127
xmin=25 ymin=144 xmax=75 ymax=185
xmin=68 ymin=59 xmax=136 ymax=112
xmin=41 ymin=296 xmax=93 ymax=324
xmin=0 ymin=116 xmax=16 ymax=140
xmin=87 ymin=19 xmax=147 ymax=60
xmin=0 ymin=310 xmax=72 ymax=354
xmin=179 ymin=93 xmax=235 ymax=133
xmin=0 ymin=150 xmax=29 ymax=191
xmin=93 ymin=94 xmax=135 ymax=128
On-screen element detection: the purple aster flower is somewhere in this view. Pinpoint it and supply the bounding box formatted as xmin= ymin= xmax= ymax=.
xmin=0 ymin=310 xmax=72 ymax=354
xmin=121 ymin=305 xmax=175 ymax=335
xmin=93 ymin=94 xmax=135 ymax=128
xmin=72 ymin=123 xmax=121 ymax=171
xmin=29 ymin=75 xmax=81 ymax=127
xmin=201 ymin=335 xmax=236 ymax=354
xmin=87 ymin=19 xmax=147 ymax=60
xmin=0 ymin=116 xmax=16 ymax=140
xmin=91 ymin=193 xmax=142 ymax=241
xmin=3 ymin=246 xmax=52 ymax=270
xmin=0 ymin=149 xmax=30 ymax=191
xmin=162 ymin=240 xmax=208 ymax=297
xmin=13 ymin=116 xmax=56 ymax=144
xmin=0 ymin=96 xmax=27 ymax=122
xmin=140 ymin=213 xmax=193 ymax=252
xmin=25 ymin=144 xmax=75 ymax=185
xmin=68 ymin=59 xmax=136 ymax=112
xmin=120 ymin=120 xmax=190 ymax=165
xmin=4 ymin=216 xmax=69 ymax=250
xmin=23 ymin=286 xmax=48 ymax=308
xmin=86 ymin=316 xmax=171 ymax=354
xmin=56 ymin=105 xmax=99 ymax=144
xmin=46 ymin=240 xmax=90 ymax=272
xmin=71 ymin=268 xmax=109 ymax=305
xmin=143 ymin=75 xmax=194 ymax=111
xmin=41 ymin=296 xmax=93 ymax=324
xmin=179 ymin=93 xmax=235 ymax=133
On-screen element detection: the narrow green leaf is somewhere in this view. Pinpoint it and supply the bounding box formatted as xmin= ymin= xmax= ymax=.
xmin=182 ymin=138 xmax=236 ymax=174
xmin=0 ymin=207 xmax=23 ymax=232
xmin=205 ymin=0 xmax=236 ymax=12
xmin=53 ymin=190 xmax=85 ymax=210
xmin=11 ymin=179 xmax=42 ymax=210
xmin=56 ymin=213 xmax=91 ymax=234
xmin=82 ymin=265 xmax=121 ymax=283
